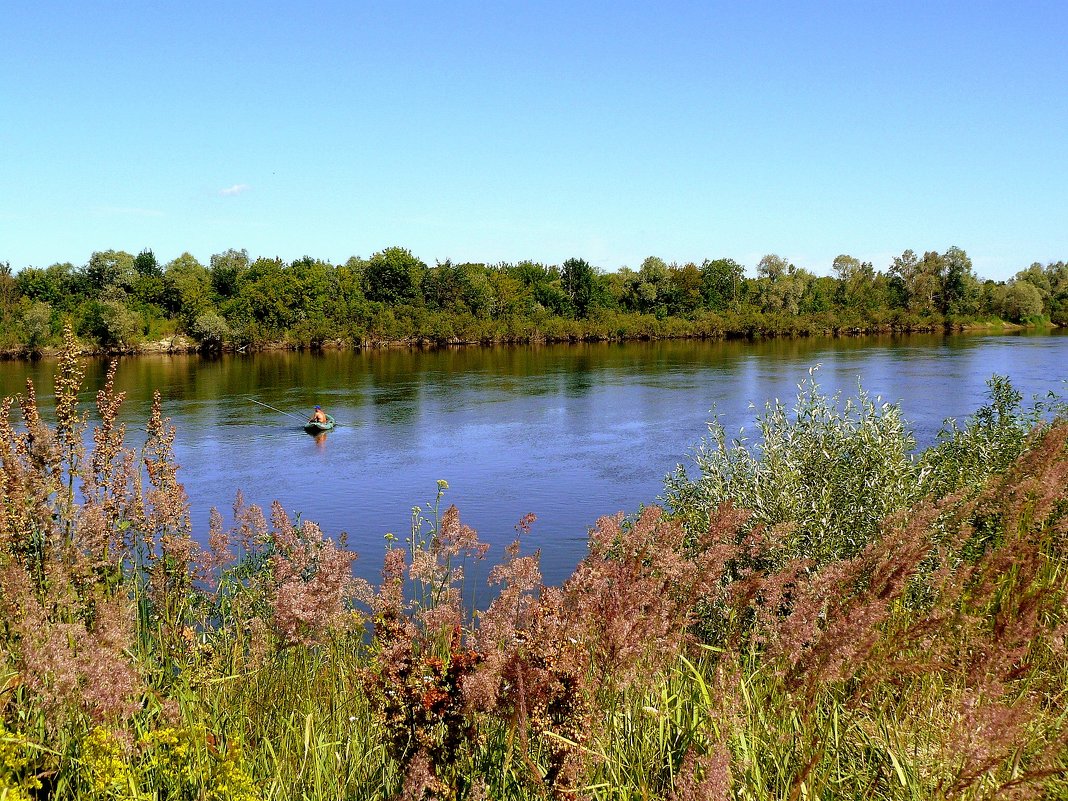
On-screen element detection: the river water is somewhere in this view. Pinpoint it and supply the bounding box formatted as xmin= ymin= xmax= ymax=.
xmin=2 ymin=331 xmax=1066 ymax=586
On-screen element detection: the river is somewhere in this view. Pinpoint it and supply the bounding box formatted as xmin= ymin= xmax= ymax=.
xmin=2 ymin=331 xmax=1065 ymax=586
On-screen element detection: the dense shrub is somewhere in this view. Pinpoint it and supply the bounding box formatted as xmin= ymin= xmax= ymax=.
xmin=190 ymin=310 xmax=231 ymax=349
xmin=664 ymin=370 xmax=1049 ymax=569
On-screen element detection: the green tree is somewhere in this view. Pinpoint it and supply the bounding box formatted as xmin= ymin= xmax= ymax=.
xmin=940 ymin=246 xmax=980 ymax=316
xmin=888 ymin=249 xmax=942 ymax=316
xmin=508 ymin=260 xmax=555 ymax=289
xmin=602 ymin=267 xmax=634 ymax=310
xmin=82 ymin=294 xmax=142 ymax=346
xmin=163 ymin=253 xmax=213 ymax=326
xmin=891 ymin=250 xmax=942 ymax=316
xmin=1045 ymin=261 xmax=1068 ymax=295
xmin=1016 ymin=262 xmax=1051 ymax=296
xmin=999 ymin=281 xmax=1044 ymax=322
xmin=233 ymin=257 xmax=292 ymax=335
xmin=422 ymin=261 xmax=463 ymax=312
xmin=560 ymin=257 xmax=598 ymax=318
xmin=456 ymin=263 xmax=496 ymax=318
xmin=1044 ymin=261 xmax=1068 ymax=324
xmin=636 ymin=257 xmax=670 ymax=314
xmin=757 ymin=254 xmax=789 ymax=281
xmin=327 ymin=258 xmax=370 ymax=333
xmin=342 ymin=255 xmax=367 ymax=284
xmin=487 ymin=268 xmax=529 ymax=318
xmin=0 ymin=262 xmax=18 ymax=333
xmin=532 ymin=283 xmax=571 ymax=316
xmin=22 ymin=300 xmax=53 ymax=347
xmin=190 ymin=311 xmax=231 ymax=349
xmin=84 ymin=250 xmax=135 ymax=295
xmin=130 ymin=251 xmax=165 ymax=310
xmin=133 ymin=248 xmax=162 ymax=277
xmin=700 ymin=258 xmax=744 ymax=311
xmin=669 ymin=262 xmax=703 ymax=316
xmin=833 ymin=254 xmax=880 ymax=312
xmin=288 ymin=256 xmax=335 ymax=337
xmin=800 ymin=276 xmax=837 ymax=314
xmin=889 ymin=249 xmax=920 ymax=312
xmin=757 ymin=255 xmax=811 ymax=315
xmin=210 ymin=249 xmax=250 ymax=299
xmin=16 ymin=265 xmax=67 ymax=305
xmin=363 ymin=247 xmax=425 ymax=305
xmin=49 ymin=263 xmax=82 ymax=308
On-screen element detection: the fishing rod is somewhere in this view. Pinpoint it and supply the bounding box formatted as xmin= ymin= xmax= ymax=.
xmin=251 ymin=398 xmax=352 ymax=428
xmin=250 ymin=398 xmax=308 ymax=423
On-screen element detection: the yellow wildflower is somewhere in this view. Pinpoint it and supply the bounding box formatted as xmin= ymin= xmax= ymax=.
xmin=81 ymin=727 xmax=130 ymax=793
xmin=0 ymin=722 xmax=40 ymax=801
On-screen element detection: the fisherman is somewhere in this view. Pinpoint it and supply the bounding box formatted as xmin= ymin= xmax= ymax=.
xmin=309 ymin=405 xmax=328 ymax=424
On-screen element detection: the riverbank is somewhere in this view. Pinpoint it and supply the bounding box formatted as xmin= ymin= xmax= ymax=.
xmin=2 ymin=315 xmax=1050 ymax=360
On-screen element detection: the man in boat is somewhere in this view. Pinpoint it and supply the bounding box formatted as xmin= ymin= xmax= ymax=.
xmin=309 ymin=405 xmax=328 ymax=424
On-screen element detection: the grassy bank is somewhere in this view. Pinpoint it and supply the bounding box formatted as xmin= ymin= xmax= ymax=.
xmin=2 ymin=331 xmax=1067 ymax=800
xmin=6 ymin=313 xmax=1059 ymax=363
xmin=4 ymin=311 xmax=1056 ymax=362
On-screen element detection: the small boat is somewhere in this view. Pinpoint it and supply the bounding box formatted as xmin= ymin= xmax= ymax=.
xmin=304 ymin=414 xmax=336 ymax=434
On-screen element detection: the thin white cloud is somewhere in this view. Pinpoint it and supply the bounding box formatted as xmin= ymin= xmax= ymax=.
xmin=219 ymin=184 xmax=250 ymax=196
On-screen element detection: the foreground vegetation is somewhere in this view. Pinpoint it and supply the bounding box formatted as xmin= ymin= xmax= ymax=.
xmin=2 ymin=331 xmax=1067 ymax=799
xmin=2 ymin=246 xmax=1066 ymax=353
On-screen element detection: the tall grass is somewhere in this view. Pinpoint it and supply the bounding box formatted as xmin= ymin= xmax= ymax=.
xmin=1 ymin=331 xmax=1066 ymax=800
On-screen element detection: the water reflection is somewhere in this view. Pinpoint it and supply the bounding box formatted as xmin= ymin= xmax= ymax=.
xmin=0 ymin=331 xmax=1065 ymax=586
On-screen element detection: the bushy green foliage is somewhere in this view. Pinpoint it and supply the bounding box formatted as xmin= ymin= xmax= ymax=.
xmin=190 ymin=311 xmax=231 ymax=350
xmin=363 ymin=246 xmax=426 ymax=306
xmin=919 ymin=374 xmax=1049 ymax=497
xmin=665 ymin=369 xmax=920 ymax=566
xmin=3 ymin=245 xmax=1064 ymax=351
xmin=21 ymin=300 xmax=52 ymax=347
xmin=80 ymin=295 xmax=143 ymax=347
xmin=664 ymin=371 xmax=1050 ymax=568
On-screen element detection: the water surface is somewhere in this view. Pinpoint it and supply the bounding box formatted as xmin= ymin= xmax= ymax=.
xmin=2 ymin=331 xmax=1065 ymax=585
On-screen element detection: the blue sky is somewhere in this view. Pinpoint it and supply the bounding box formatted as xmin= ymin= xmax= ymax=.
xmin=2 ymin=1 xmax=1065 ymax=280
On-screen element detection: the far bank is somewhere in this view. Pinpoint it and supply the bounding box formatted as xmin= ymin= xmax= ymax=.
xmin=2 ymin=311 xmax=1054 ymax=361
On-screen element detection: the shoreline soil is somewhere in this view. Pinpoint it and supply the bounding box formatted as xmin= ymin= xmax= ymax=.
xmin=1 ymin=318 xmax=1050 ymax=361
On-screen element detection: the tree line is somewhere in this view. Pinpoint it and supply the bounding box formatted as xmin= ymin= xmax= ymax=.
xmin=1 ymin=245 xmax=1064 ymax=351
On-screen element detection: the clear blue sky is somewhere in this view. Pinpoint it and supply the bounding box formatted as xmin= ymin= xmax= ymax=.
xmin=2 ymin=1 xmax=1065 ymax=280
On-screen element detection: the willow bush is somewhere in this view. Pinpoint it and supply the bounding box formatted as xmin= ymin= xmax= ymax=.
xmin=663 ymin=368 xmax=1051 ymax=569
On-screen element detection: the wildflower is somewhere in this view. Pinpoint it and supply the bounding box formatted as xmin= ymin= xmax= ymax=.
xmin=209 ymin=741 xmax=259 ymax=801
xmin=271 ymin=517 xmax=359 ymax=646
xmin=10 ymin=577 xmax=140 ymax=722
xmin=437 ymin=505 xmax=489 ymax=560
xmin=232 ymin=491 xmax=269 ymax=549
xmin=410 ymin=549 xmax=445 ymax=586
xmin=200 ymin=507 xmax=233 ymax=582
xmin=0 ymin=722 xmax=41 ymax=801
xmin=399 ymin=751 xmax=444 ymax=801
xmin=80 ymin=727 xmax=130 ymax=793
xmin=670 ymin=747 xmax=732 ymax=801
